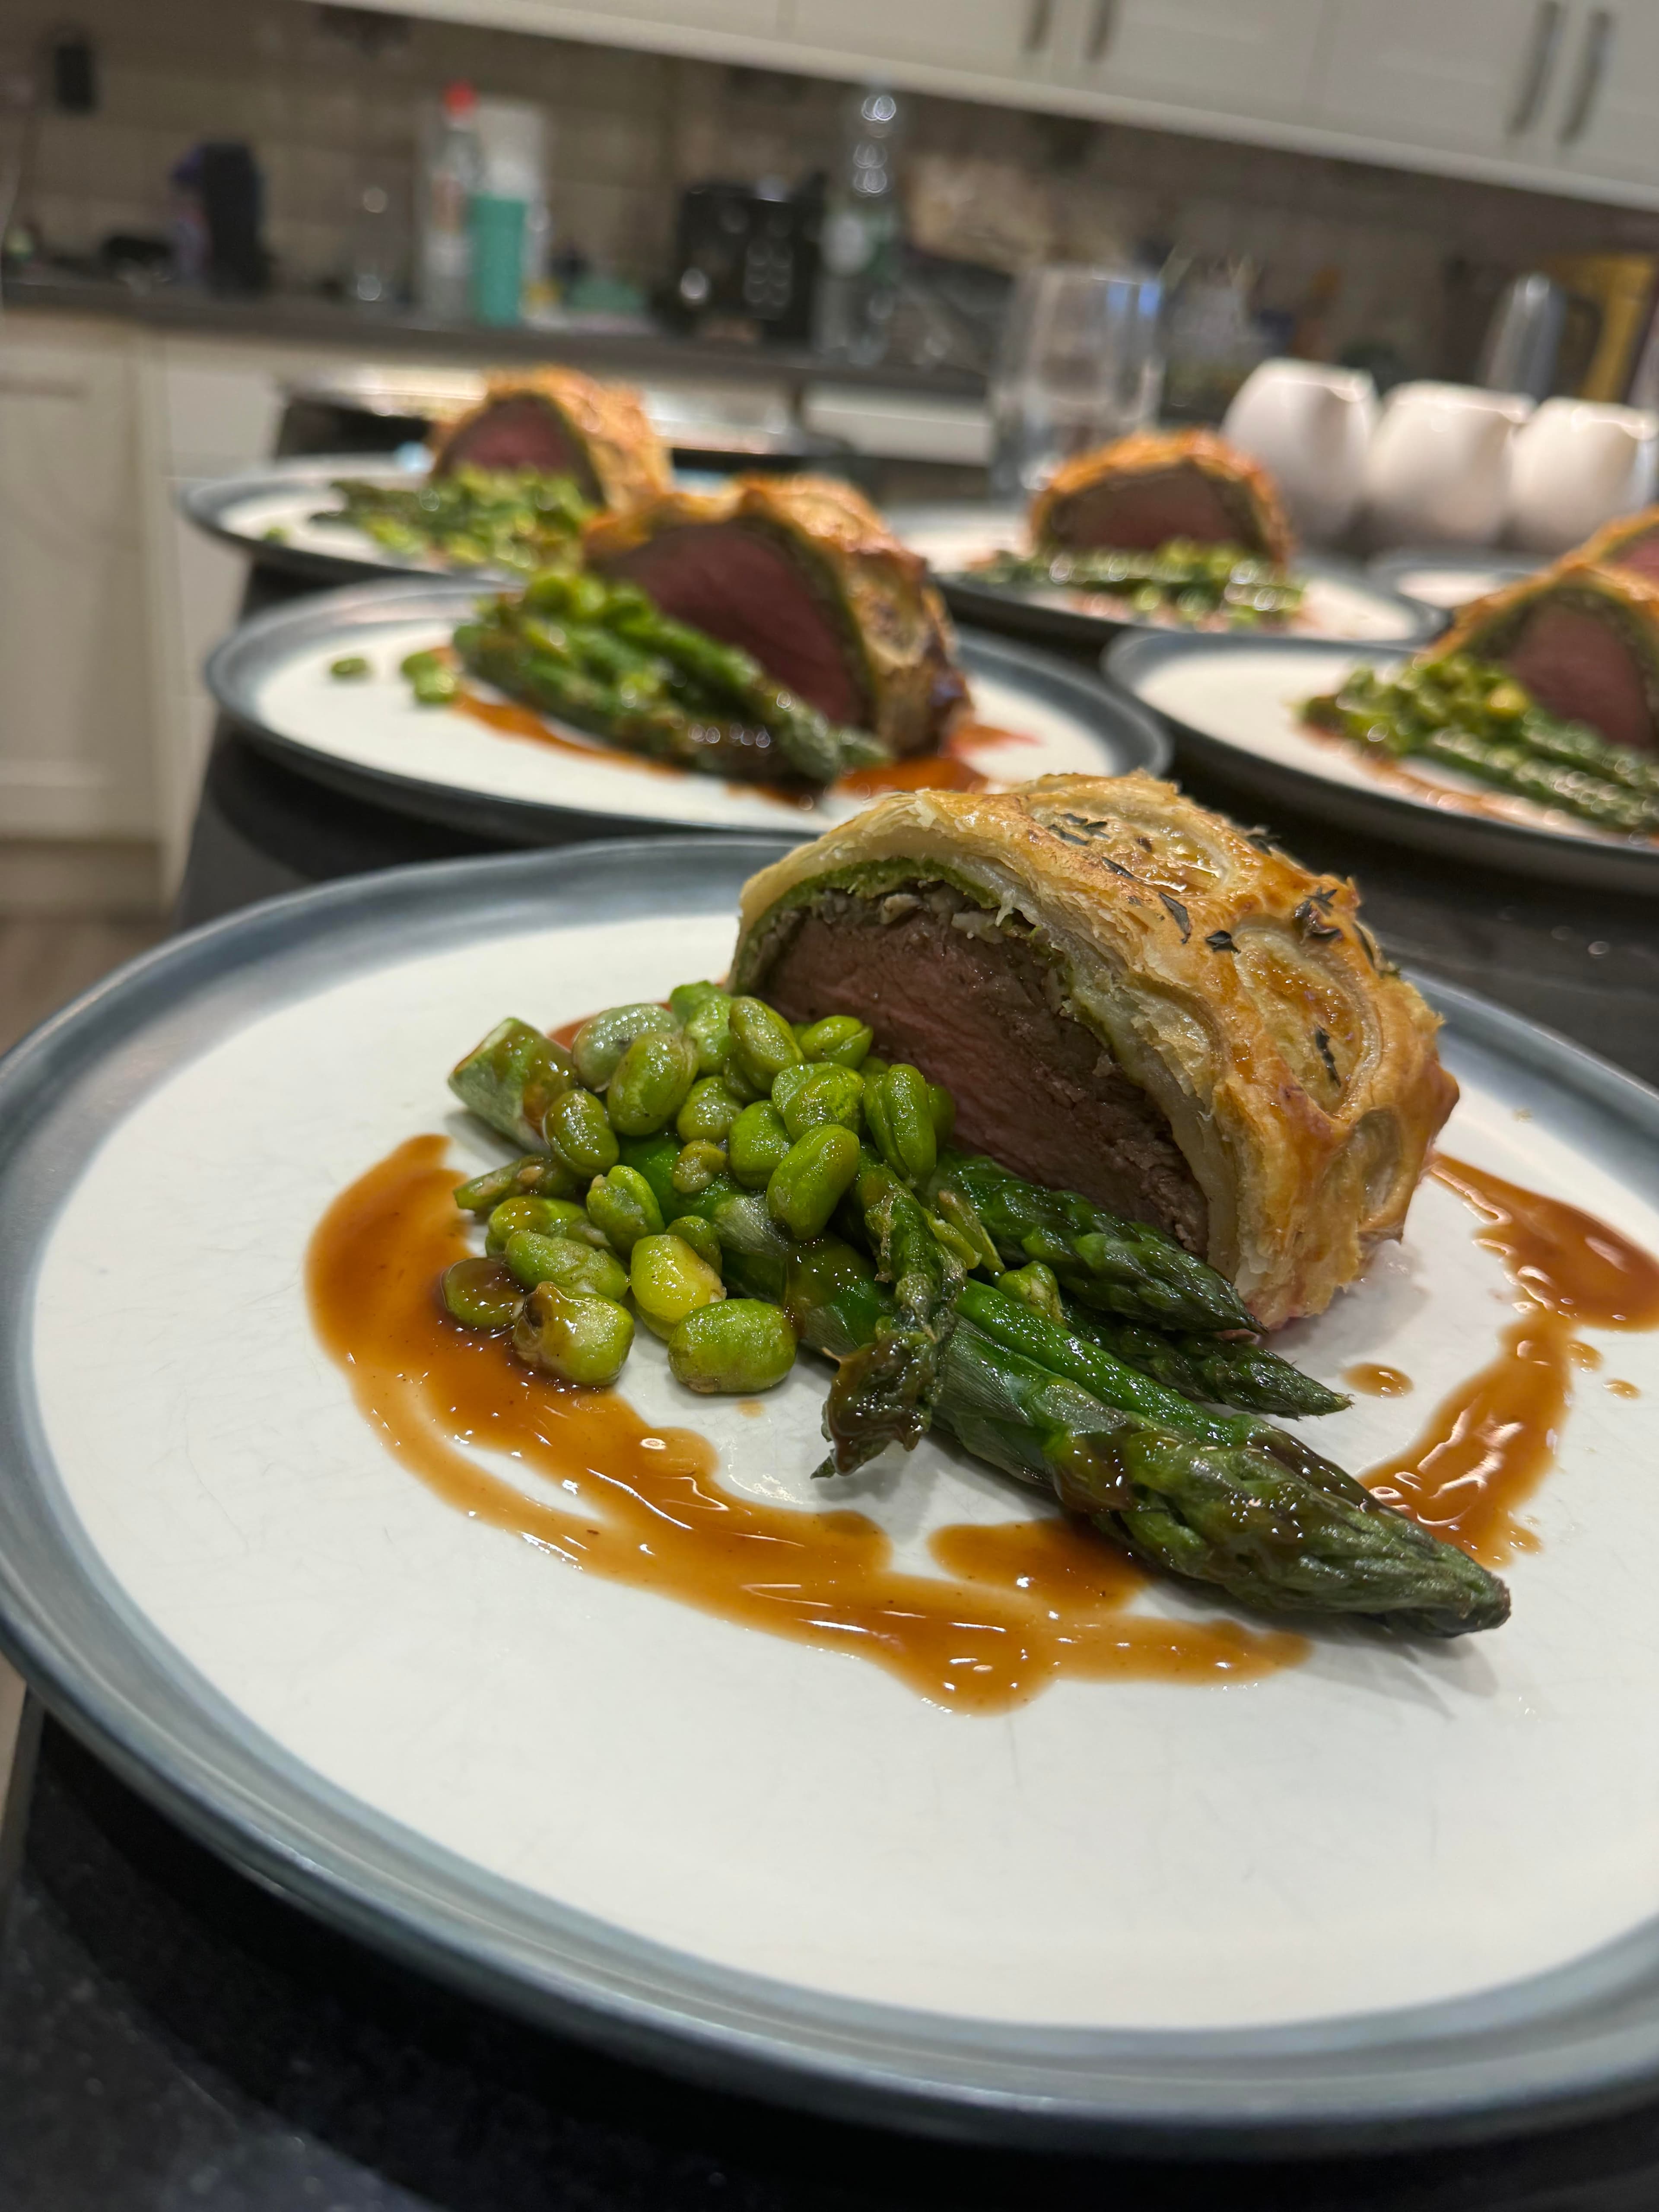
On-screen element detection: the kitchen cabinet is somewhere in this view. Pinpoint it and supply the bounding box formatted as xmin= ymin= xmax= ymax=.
xmin=1312 ymin=0 xmax=1570 ymax=158
xmin=789 ymin=0 xmax=1058 ymax=83
xmin=1053 ymin=0 xmax=1327 ymax=122
xmin=1548 ymin=8 xmax=1659 ymax=189
xmin=0 ymin=319 xmax=156 ymax=842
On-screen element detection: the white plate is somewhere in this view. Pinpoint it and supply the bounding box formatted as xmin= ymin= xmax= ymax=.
xmin=205 ymin=578 xmax=1169 ymax=845
xmin=1109 ymin=631 xmax=1659 ymax=897
xmin=892 ymin=504 xmax=1440 ymax=651
xmin=7 ymin=841 xmax=1659 ymax=2145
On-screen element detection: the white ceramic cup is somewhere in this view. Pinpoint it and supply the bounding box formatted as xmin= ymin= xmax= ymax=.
xmin=1360 ymin=381 xmax=1533 ymax=549
xmin=1220 ymin=359 xmax=1378 ymax=543
xmin=1505 ymin=397 xmax=1659 ymax=553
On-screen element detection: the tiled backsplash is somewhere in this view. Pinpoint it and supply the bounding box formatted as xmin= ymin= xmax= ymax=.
xmin=7 ymin=0 xmax=1659 ymax=373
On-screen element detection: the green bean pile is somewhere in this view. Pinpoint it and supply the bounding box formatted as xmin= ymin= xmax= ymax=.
xmin=438 ymin=983 xmax=1510 ymax=1635
xmin=977 ymin=538 xmax=1305 ymax=628
xmin=408 ymin=566 xmax=890 ymax=787
xmin=316 ymin=466 xmax=592 ymax=575
xmin=1305 ymin=653 xmax=1659 ymax=836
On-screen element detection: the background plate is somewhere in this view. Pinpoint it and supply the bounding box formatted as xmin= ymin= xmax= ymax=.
xmin=1108 ymin=629 xmax=1659 ymax=896
xmin=182 ymin=456 xmax=447 ymax=587
xmin=7 ymin=842 xmax=1659 ymax=2149
xmin=204 ymin=578 xmax=1169 ymax=845
xmin=892 ymin=505 xmax=1440 ymax=651
xmin=1367 ymin=548 xmax=1541 ymax=616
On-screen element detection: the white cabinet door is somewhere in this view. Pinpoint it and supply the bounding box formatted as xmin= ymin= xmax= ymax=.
xmin=1314 ymin=0 xmax=1575 ymax=155
xmin=0 ymin=320 xmax=155 ymax=840
xmin=1055 ymin=0 xmax=1325 ymax=119
xmin=788 ymin=0 xmax=1058 ymax=82
xmin=1550 ymin=6 xmax=1659 ymax=187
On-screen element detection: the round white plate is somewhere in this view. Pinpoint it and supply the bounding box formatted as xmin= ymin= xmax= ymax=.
xmin=8 ymin=840 xmax=1659 ymax=2146
xmin=1368 ymin=549 xmax=1541 ymax=615
xmin=1109 ymin=631 xmax=1659 ymax=896
xmin=205 ymin=578 xmax=1169 ymax=845
xmin=892 ymin=504 xmax=1440 ymax=652
xmin=182 ymin=456 xmax=454 ymax=587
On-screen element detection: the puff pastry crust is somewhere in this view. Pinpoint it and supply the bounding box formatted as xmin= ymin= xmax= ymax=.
xmin=1030 ymin=428 xmax=1294 ymax=566
xmin=431 ymin=365 xmax=672 ymax=511
xmin=732 ymin=772 xmax=1455 ymax=1327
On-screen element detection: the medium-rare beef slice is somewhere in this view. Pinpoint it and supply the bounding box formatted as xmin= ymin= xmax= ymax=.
xmin=585 ymin=474 xmax=968 ymax=756
xmin=1030 ymin=429 xmax=1293 ymax=565
xmin=431 ymin=367 xmax=671 ymax=511
xmin=756 ymin=881 xmax=1208 ymax=1250
xmin=1437 ymin=558 xmax=1659 ymax=753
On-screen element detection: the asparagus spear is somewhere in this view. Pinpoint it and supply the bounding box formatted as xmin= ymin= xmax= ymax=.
xmin=928 ymin=1150 xmax=1256 ymax=1332
xmin=774 ymin=1259 xmax=1508 ymax=1635
xmin=819 ymin=1147 xmax=965 ymax=1475
xmin=1063 ymin=1305 xmax=1348 ymax=1417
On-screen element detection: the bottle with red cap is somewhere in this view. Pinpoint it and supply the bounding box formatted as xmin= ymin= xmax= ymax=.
xmin=417 ymin=79 xmax=481 ymax=321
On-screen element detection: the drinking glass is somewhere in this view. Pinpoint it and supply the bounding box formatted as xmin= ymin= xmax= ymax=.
xmin=989 ymin=264 xmax=1164 ymax=499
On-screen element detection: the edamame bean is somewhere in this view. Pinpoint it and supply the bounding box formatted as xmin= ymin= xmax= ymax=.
xmin=667 ymin=980 xmax=727 ymax=1023
xmin=727 ymin=1099 xmax=791 ymax=1188
xmin=766 ymin=1122 xmax=861 ymax=1240
xmin=412 ymin=663 xmax=459 ymax=706
xmin=775 ymin=1062 xmax=864 ymax=1141
xmin=683 ymin=994 xmax=733 ymax=1077
xmin=998 ymin=1261 xmax=1066 ymax=1324
xmin=512 ymin=1282 xmax=634 ymax=1386
xmin=727 ymin=997 xmax=801 ymax=1096
xmin=607 ymin=1028 xmax=698 ymax=1135
xmin=676 ymin=1075 xmax=743 ymax=1144
xmin=629 ymin=1233 xmax=725 ymax=1338
xmin=667 ymin=1215 xmax=723 ymax=1273
xmin=329 ymin=653 xmax=370 ymax=680
xmin=503 ymin=1230 xmax=629 ymax=1302
xmin=669 ymin=1301 xmax=796 ymax=1394
xmin=927 ymin=1082 xmax=956 ymax=1147
xmin=543 ymin=1087 xmax=619 ymax=1179
xmin=671 ymin=1139 xmax=726 ymax=1196
xmin=585 ymin=1164 xmax=663 ymax=1254
xmin=442 ymin=1255 xmax=525 ymax=1331
xmin=485 ymin=1194 xmax=594 ymax=1255
xmin=795 ymin=1014 xmax=873 ymax=1069
xmin=864 ymin=1063 xmax=937 ymax=1185
xmin=571 ymin=1001 xmax=679 ymax=1091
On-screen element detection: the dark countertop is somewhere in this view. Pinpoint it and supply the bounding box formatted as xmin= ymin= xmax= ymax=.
xmin=1 ymin=269 xmax=986 ymax=398
xmin=9 ymin=569 xmax=1659 ymax=2207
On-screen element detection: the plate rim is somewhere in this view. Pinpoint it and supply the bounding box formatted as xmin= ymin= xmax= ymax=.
xmin=7 ymin=839 xmax=1659 ymax=2154
xmin=1105 ymin=627 xmax=1659 ymax=897
xmin=201 ymin=577 xmax=1172 ymax=847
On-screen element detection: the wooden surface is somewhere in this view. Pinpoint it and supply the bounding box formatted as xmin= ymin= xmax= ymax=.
xmin=0 ymin=917 xmax=168 ymax=1058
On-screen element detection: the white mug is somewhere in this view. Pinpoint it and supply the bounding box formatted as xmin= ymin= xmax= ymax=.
xmin=1360 ymin=382 xmax=1533 ymax=549
xmin=1505 ymin=398 xmax=1659 ymax=553
xmin=1221 ymin=359 xmax=1377 ymax=544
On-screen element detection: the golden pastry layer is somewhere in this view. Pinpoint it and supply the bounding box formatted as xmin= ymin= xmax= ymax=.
xmin=732 ymin=772 xmax=1455 ymax=1327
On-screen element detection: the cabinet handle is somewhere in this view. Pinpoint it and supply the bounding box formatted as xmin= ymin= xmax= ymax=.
xmin=1507 ymin=0 xmax=1564 ymax=133
xmin=1086 ymin=0 xmax=1119 ymax=63
xmin=1559 ymin=6 xmax=1614 ymax=143
xmin=1023 ymin=0 xmax=1054 ymax=53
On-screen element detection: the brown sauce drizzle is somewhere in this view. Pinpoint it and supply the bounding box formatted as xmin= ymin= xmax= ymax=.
xmin=452 ymin=691 xmax=1045 ymax=809
xmin=1608 ymin=1378 xmax=1642 ymax=1399
xmin=1345 ymin=1363 xmax=1413 ymax=1398
xmin=305 ymin=1137 xmax=1305 ymax=1713
xmin=1364 ymin=1157 xmax=1659 ymax=1565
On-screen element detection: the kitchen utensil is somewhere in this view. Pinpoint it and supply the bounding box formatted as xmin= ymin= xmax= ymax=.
xmin=1475 ymin=273 xmax=1567 ymax=403
xmin=6 ymin=847 xmax=1659 ymax=2145
xmin=1506 ymin=397 xmax=1659 ymax=553
xmin=203 ymin=578 xmax=1166 ymax=845
xmin=1221 ymin=359 xmax=1378 ymax=543
xmin=1109 ymin=629 xmax=1659 ymax=893
xmin=987 ymin=264 xmax=1163 ymax=499
xmin=1360 ymin=382 xmax=1532 ymax=550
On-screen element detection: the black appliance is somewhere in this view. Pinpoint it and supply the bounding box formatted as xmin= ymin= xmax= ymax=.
xmin=665 ymin=177 xmax=821 ymax=344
